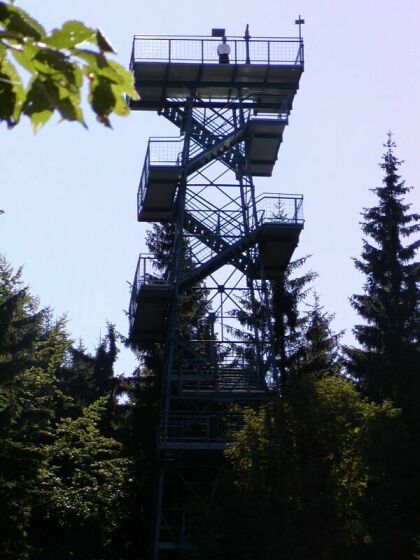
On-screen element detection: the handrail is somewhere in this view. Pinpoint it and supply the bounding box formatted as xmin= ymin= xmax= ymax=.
xmin=131 ymin=35 xmax=304 ymax=67
xmin=129 ymin=253 xmax=171 ymax=330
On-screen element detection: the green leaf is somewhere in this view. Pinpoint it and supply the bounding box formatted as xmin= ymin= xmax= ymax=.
xmin=101 ymin=59 xmax=139 ymax=99
xmin=11 ymin=42 xmax=40 ymax=74
xmin=0 ymin=57 xmax=24 ymax=127
xmin=96 ymin=29 xmax=115 ymax=53
xmin=33 ymin=48 xmax=81 ymax=91
xmin=21 ymin=77 xmax=55 ymax=131
xmin=22 ymin=76 xmax=85 ymax=131
xmin=89 ymin=76 xmax=115 ymax=127
xmin=110 ymin=84 xmax=129 ymax=117
xmin=74 ymin=47 xmax=108 ymax=69
xmin=55 ymin=90 xmax=85 ymax=125
xmin=46 ymin=20 xmax=96 ymax=49
xmin=0 ymin=2 xmax=45 ymax=40
xmin=29 ymin=106 xmax=53 ymax=131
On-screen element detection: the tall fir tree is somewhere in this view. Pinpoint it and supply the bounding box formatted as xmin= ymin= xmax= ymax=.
xmin=0 ymin=256 xmax=68 ymax=558
xmin=347 ymin=134 xmax=420 ymax=558
xmin=296 ymin=294 xmax=343 ymax=378
xmin=347 ymin=134 xmax=419 ymax=416
xmin=271 ymin=256 xmax=317 ymax=387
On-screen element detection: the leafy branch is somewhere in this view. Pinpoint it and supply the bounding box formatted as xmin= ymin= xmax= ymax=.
xmin=0 ymin=1 xmax=139 ymax=130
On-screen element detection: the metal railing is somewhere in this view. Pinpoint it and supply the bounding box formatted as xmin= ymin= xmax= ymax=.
xmin=185 ymin=191 xmax=303 ymax=245
xmin=131 ymin=35 xmax=304 ymax=66
xmin=138 ymin=138 xmax=182 ymax=213
xmin=129 ymin=253 xmax=169 ymax=329
xmin=161 ymin=411 xmax=243 ymax=445
xmin=256 ymin=193 xmax=304 ymax=224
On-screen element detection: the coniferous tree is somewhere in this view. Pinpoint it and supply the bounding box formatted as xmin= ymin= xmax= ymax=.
xmin=347 ymin=134 xmax=420 ymax=558
xmin=271 ymin=257 xmax=317 ymax=386
xmin=347 ymin=134 xmax=419 ymax=413
xmin=206 ymin=298 xmax=390 ymax=560
xmin=0 ymin=256 xmax=68 ymax=557
xmin=297 ymin=294 xmax=343 ymax=378
xmin=32 ymin=397 xmax=132 ymax=560
xmin=232 ymin=256 xmax=317 ymax=389
xmin=145 ymin=222 xmax=211 ymax=341
xmin=0 ymin=255 xmax=133 ymax=559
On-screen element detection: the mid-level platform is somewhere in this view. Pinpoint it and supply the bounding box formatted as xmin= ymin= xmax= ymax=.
xmin=129 ymin=254 xmax=173 ymax=343
xmin=247 ymin=119 xmax=286 ymax=176
xmin=137 ymin=120 xmax=289 ymax=222
xmin=137 ymin=138 xmax=182 ymax=222
xmin=257 ymin=222 xmax=303 ymax=278
xmin=254 ymin=192 xmax=304 ymax=278
xmin=129 ymin=35 xmax=304 ymax=112
xmin=160 ymin=411 xmax=241 ymax=451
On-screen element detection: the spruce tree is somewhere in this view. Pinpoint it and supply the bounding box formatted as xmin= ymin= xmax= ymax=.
xmin=348 ymin=134 xmax=419 ymax=416
xmin=347 ymin=134 xmax=420 ymax=558
xmin=271 ymin=256 xmax=317 ymax=386
xmin=0 ymin=256 xmax=68 ymax=558
xmin=297 ymin=294 xmax=343 ymax=378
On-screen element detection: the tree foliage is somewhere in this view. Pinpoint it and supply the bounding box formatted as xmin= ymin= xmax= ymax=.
xmin=348 ymin=134 xmax=419 ymax=410
xmin=0 ymin=1 xmax=138 ymax=130
xmin=34 ymin=397 xmax=132 ymax=560
xmin=212 ymin=376 xmax=399 ymax=560
xmin=0 ymin=255 xmax=133 ymax=559
xmin=347 ymin=134 xmax=420 ymax=557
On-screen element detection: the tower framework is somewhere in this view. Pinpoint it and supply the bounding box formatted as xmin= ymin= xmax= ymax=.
xmin=128 ymin=31 xmax=304 ymax=559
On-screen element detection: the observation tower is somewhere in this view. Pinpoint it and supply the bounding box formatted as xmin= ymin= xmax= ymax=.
xmin=128 ymin=26 xmax=305 ymax=559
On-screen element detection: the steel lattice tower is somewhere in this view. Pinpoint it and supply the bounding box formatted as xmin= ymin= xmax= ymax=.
xmin=128 ymin=29 xmax=304 ymax=559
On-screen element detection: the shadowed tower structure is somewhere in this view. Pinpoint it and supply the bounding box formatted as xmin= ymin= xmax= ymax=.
xmin=128 ymin=26 xmax=305 ymax=559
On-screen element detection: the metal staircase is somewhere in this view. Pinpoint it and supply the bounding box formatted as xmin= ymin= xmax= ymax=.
xmin=128 ymin=31 xmax=305 ymax=559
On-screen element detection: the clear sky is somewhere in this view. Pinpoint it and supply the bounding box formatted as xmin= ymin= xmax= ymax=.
xmin=1 ymin=0 xmax=419 ymax=375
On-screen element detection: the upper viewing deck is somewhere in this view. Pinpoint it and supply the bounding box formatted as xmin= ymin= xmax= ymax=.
xmin=129 ymin=33 xmax=304 ymax=110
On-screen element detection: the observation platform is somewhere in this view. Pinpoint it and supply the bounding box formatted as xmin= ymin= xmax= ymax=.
xmin=129 ymin=34 xmax=304 ymax=111
xmin=257 ymin=222 xmax=303 ymax=278
xmin=137 ymin=139 xmax=181 ymax=222
xmin=129 ymin=255 xmax=173 ymax=343
xmin=160 ymin=411 xmax=240 ymax=451
xmin=254 ymin=193 xmax=304 ymax=278
xmin=247 ymin=119 xmax=286 ymax=176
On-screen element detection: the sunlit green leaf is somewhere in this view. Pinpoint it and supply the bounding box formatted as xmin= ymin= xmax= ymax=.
xmin=1 ymin=6 xmax=135 ymax=128
xmin=22 ymin=77 xmax=55 ymax=131
xmin=23 ymin=75 xmax=85 ymax=130
xmin=11 ymin=42 xmax=39 ymax=74
xmin=55 ymin=89 xmax=85 ymax=125
xmin=99 ymin=59 xmax=139 ymax=99
xmin=29 ymin=106 xmax=53 ymax=132
xmin=110 ymin=84 xmax=130 ymax=117
xmin=46 ymin=20 xmax=96 ymax=49
xmin=33 ymin=48 xmax=81 ymax=94
xmin=74 ymin=48 xmax=108 ymax=69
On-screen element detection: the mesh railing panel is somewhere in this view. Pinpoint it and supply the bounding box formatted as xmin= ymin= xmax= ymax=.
xmin=148 ymin=138 xmax=183 ymax=165
xmin=132 ymin=37 xmax=303 ymax=65
xmin=256 ymin=194 xmax=304 ymax=224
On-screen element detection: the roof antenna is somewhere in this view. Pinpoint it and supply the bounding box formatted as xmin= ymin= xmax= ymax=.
xmin=295 ymin=15 xmax=305 ymax=40
xmin=244 ymin=24 xmax=250 ymax=64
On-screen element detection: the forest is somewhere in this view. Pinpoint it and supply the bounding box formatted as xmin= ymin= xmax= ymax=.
xmin=0 ymin=135 xmax=419 ymax=559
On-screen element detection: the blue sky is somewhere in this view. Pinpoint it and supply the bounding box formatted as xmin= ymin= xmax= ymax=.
xmin=1 ymin=0 xmax=419 ymax=375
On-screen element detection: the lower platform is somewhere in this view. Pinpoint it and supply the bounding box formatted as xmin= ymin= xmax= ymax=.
xmin=256 ymin=222 xmax=303 ymax=278
xmin=248 ymin=119 xmax=286 ymax=176
xmin=129 ymin=284 xmax=173 ymax=342
xmin=138 ymin=165 xmax=181 ymax=222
